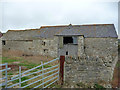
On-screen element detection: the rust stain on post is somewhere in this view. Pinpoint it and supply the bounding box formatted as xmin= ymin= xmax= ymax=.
xmin=60 ymin=56 xmax=65 ymax=85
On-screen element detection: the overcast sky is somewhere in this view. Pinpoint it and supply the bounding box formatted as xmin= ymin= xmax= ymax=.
xmin=0 ymin=0 xmax=119 ymax=33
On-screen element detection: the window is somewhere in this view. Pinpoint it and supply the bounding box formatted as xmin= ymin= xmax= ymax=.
xmin=73 ymin=37 xmax=78 ymax=44
xmin=43 ymin=49 xmax=48 ymax=53
xmin=63 ymin=36 xmax=78 ymax=44
xmin=2 ymin=40 xmax=6 ymax=45
xmin=63 ymin=37 xmax=73 ymax=44
xmin=43 ymin=42 xmax=45 ymax=46
xmin=42 ymin=41 xmax=46 ymax=46
xmin=66 ymin=51 xmax=68 ymax=55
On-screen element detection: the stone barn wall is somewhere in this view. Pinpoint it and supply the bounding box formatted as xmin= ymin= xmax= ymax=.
xmin=0 ymin=37 xmax=2 ymax=58
xmin=2 ymin=36 xmax=58 ymax=57
xmin=33 ymin=36 xmax=58 ymax=57
xmin=2 ymin=40 xmax=34 ymax=55
xmin=64 ymin=38 xmax=118 ymax=87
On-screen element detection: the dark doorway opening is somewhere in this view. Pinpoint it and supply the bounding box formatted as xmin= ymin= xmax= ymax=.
xmin=63 ymin=37 xmax=73 ymax=44
xmin=2 ymin=40 xmax=6 ymax=45
xmin=66 ymin=51 xmax=68 ymax=55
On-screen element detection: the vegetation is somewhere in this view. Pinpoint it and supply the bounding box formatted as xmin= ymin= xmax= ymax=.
xmin=2 ymin=57 xmax=19 ymax=64
xmin=2 ymin=54 xmax=58 ymax=88
xmin=94 ymin=84 xmax=105 ymax=89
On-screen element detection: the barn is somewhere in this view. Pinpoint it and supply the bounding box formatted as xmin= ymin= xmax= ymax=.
xmin=2 ymin=24 xmax=118 ymax=87
xmin=2 ymin=24 xmax=118 ymax=58
xmin=0 ymin=31 xmax=2 ymax=57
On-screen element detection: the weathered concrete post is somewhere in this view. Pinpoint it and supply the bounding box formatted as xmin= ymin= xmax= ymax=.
xmin=59 ymin=56 xmax=65 ymax=85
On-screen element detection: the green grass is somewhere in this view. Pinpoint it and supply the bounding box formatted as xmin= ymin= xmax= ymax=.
xmin=2 ymin=56 xmax=58 ymax=88
xmin=8 ymin=72 xmax=14 ymax=75
xmin=94 ymin=84 xmax=105 ymax=89
xmin=30 ymin=69 xmax=38 ymax=72
xmin=116 ymin=62 xmax=120 ymax=67
xmin=18 ymin=63 xmax=38 ymax=69
xmin=2 ymin=57 xmax=19 ymax=63
xmin=76 ymin=82 xmax=86 ymax=87
xmin=43 ymin=65 xmax=51 ymax=68
xmin=12 ymin=76 xmax=29 ymax=86
xmin=49 ymin=83 xmax=61 ymax=88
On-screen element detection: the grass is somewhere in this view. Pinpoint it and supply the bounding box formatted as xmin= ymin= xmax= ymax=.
xmin=18 ymin=63 xmax=39 ymax=69
xmin=12 ymin=76 xmax=29 ymax=87
xmin=2 ymin=50 xmax=58 ymax=88
xmin=2 ymin=57 xmax=20 ymax=64
xmin=94 ymin=84 xmax=105 ymax=89
xmin=2 ymin=58 xmax=58 ymax=88
xmin=116 ymin=61 xmax=120 ymax=67
xmin=8 ymin=72 xmax=14 ymax=75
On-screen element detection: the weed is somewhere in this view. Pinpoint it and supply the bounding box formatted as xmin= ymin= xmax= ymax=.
xmin=76 ymin=82 xmax=85 ymax=87
xmin=94 ymin=84 xmax=105 ymax=89
xmin=12 ymin=76 xmax=29 ymax=84
xmin=8 ymin=72 xmax=13 ymax=75
xmin=116 ymin=61 xmax=120 ymax=67
xmin=2 ymin=73 xmax=5 ymax=75
xmin=43 ymin=65 xmax=51 ymax=68
xmin=30 ymin=69 xmax=38 ymax=73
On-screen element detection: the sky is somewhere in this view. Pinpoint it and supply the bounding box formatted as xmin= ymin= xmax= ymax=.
xmin=0 ymin=0 xmax=119 ymax=33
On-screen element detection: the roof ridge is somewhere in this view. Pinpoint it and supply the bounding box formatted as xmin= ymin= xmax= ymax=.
xmin=8 ymin=28 xmax=40 ymax=32
xmin=41 ymin=24 xmax=114 ymax=28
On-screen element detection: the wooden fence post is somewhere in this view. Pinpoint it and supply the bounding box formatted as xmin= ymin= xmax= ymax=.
xmin=59 ymin=56 xmax=65 ymax=85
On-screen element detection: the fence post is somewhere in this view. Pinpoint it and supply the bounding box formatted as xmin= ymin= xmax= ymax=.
xmin=5 ymin=63 xmax=8 ymax=88
xmin=19 ymin=66 xmax=21 ymax=88
xmin=41 ymin=61 xmax=44 ymax=88
xmin=59 ymin=56 xmax=65 ymax=85
xmin=118 ymin=60 xmax=120 ymax=88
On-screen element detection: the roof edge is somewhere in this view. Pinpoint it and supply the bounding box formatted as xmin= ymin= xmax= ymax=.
xmin=41 ymin=24 xmax=114 ymax=28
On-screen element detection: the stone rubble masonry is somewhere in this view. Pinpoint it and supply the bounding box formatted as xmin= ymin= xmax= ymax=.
xmin=78 ymin=36 xmax=84 ymax=57
xmin=64 ymin=38 xmax=118 ymax=88
xmin=2 ymin=36 xmax=59 ymax=57
xmin=0 ymin=37 xmax=2 ymax=59
xmin=33 ymin=36 xmax=58 ymax=57
xmin=2 ymin=33 xmax=118 ymax=87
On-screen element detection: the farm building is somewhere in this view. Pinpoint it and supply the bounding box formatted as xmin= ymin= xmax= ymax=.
xmin=0 ymin=31 xmax=2 ymax=57
xmin=2 ymin=24 xmax=118 ymax=58
xmin=2 ymin=24 xmax=118 ymax=87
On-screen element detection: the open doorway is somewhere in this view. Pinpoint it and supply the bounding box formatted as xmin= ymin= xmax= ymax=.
xmin=63 ymin=37 xmax=73 ymax=44
xmin=63 ymin=36 xmax=77 ymax=44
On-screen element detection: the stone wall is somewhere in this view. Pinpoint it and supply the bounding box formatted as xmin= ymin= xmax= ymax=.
xmin=2 ymin=36 xmax=58 ymax=57
xmin=58 ymin=44 xmax=78 ymax=57
xmin=64 ymin=38 xmax=118 ymax=87
xmin=0 ymin=37 xmax=2 ymax=63
xmin=2 ymin=40 xmax=34 ymax=55
xmin=33 ymin=36 xmax=58 ymax=57
xmin=78 ymin=36 xmax=84 ymax=57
